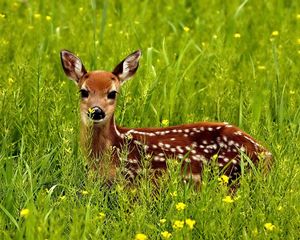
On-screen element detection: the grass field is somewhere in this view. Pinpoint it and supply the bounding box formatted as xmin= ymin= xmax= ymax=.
xmin=0 ymin=0 xmax=300 ymax=239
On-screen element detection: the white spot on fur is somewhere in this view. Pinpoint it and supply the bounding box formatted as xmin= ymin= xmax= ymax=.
xmin=219 ymin=142 xmax=228 ymax=148
xmin=207 ymin=144 xmax=218 ymax=150
xmin=234 ymin=131 xmax=242 ymax=136
xmin=204 ymin=149 xmax=210 ymax=154
xmin=192 ymin=155 xmax=203 ymax=161
xmin=128 ymin=159 xmax=138 ymax=164
xmin=176 ymin=146 xmax=184 ymax=153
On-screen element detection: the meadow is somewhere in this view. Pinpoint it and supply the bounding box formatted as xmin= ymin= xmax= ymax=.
xmin=0 ymin=0 xmax=299 ymax=239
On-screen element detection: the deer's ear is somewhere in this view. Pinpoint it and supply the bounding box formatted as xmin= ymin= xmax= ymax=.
xmin=60 ymin=50 xmax=87 ymax=84
xmin=112 ymin=50 xmax=141 ymax=84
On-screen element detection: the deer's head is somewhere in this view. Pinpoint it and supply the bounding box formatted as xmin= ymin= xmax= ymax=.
xmin=60 ymin=50 xmax=141 ymax=126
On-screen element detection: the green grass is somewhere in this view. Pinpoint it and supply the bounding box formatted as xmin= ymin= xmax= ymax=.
xmin=0 ymin=0 xmax=299 ymax=239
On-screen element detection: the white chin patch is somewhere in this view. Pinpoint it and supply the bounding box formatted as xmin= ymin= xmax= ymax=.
xmin=81 ymin=112 xmax=108 ymax=126
xmin=92 ymin=118 xmax=106 ymax=124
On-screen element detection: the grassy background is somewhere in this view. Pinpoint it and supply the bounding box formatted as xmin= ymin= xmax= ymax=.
xmin=0 ymin=0 xmax=299 ymax=239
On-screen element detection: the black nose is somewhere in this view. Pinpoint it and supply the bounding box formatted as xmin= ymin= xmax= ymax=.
xmin=88 ymin=107 xmax=106 ymax=121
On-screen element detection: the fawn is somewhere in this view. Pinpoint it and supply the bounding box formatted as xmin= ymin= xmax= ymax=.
xmin=60 ymin=49 xmax=272 ymax=184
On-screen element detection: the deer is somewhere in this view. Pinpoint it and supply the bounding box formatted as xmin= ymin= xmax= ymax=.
xmin=60 ymin=49 xmax=272 ymax=185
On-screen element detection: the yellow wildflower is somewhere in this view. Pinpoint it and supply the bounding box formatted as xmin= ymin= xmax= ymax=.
xmin=0 ymin=13 xmax=5 ymax=19
xmin=277 ymin=206 xmax=283 ymax=211
xmin=46 ymin=16 xmax=51 ymax=21
xmin=161 ymin=231 xmax=172 ymax=239
xmin=218 ymin=175 xmax=229 ymax=184
xmin=258 ymin=65 xmax=266 ymax=70
xmin=8 ymin=78 xmax=14 ymax=84
xmin=183 ymin=26 xmax=190 ymax=32
xmin=159 ymin=219 xmax=167 ymax=224
xmin=135 ymin=233 xmax=147 ymax=240
xmin=297 ymin=38 xmax=300 ymax=45
xmin=185 ymin=218 xmax=196 ymax=230
xmin=79 ymin=7 xmax=83 ymax=13
xmin=271 ymin=31 xmax=279 ymax=36
xmin=234 ymin=33 xmax=241 ymax=38
xmin=81 ymin=190 xmax=88 ymax=195
xmin=34 ymin=13 xmax=41 ymax=19
xmin=264 ymin=223 xmax=276 ymax=231
xmin=173 ymin=220 xmax=184 ymax=230
xmin=297 ymin=14 xmax=300 ymax=19
xmin=161 ymin=119 xmax=169 ymax=127
xmin=20 ymin=208 xmax=30 ymax=218
xmin=59 ymin=195 xmax=66 ymax=201
xmin=98 ymin=212 xmax=106 ymax=220
xmin=175 ymin=202 xmax=186 ymax=211
xmin=222 ymin=196 xmax=234 ymax=203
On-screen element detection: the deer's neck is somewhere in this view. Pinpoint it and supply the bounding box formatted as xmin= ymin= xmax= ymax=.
xmin=81 ymin=116 xmax=122 ymax=160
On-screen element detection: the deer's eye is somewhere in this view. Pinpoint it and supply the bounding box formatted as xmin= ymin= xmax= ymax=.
xmin=79 ymin=89 xmax=89 ymax=98
xmin=107 ymin=90 xmax=117 ymax=100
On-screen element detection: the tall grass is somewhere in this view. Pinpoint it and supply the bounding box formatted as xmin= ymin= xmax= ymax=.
xmin=0 ymin=0 xmax=299 ymax=239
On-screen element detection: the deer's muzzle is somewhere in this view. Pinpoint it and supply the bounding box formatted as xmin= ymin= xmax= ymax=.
xmin=87 ymin=107 xmax=106 ymax=121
